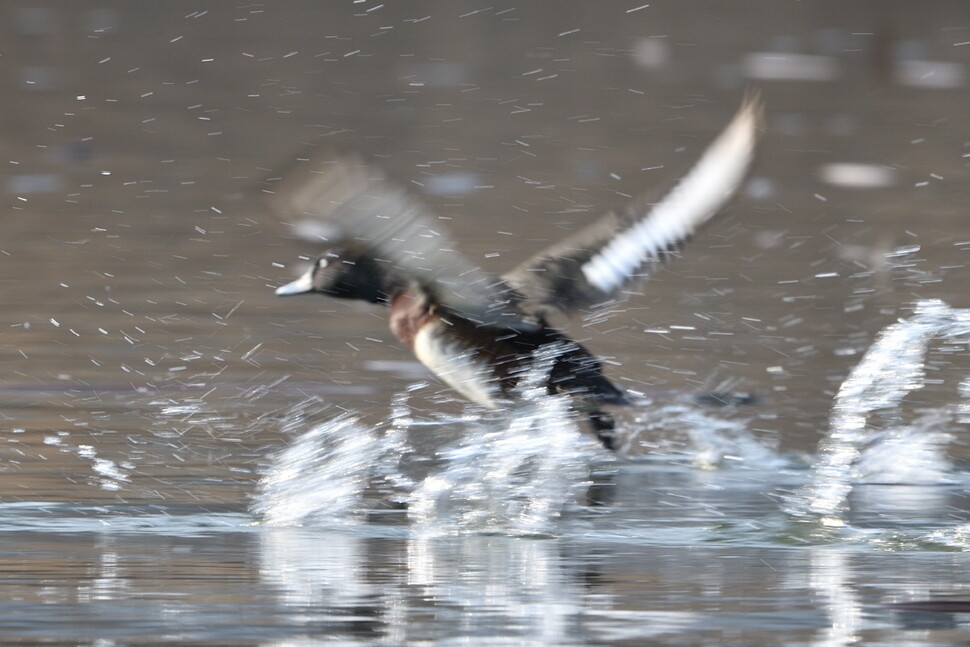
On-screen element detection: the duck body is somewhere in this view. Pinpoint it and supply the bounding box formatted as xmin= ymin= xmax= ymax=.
xmin=279 ymin=250 xmax=629 ymax=447
xmin=274 ymin=95 xmax=764 ymax=452
xmin=397 ymin=292 xmax=628 ymax=409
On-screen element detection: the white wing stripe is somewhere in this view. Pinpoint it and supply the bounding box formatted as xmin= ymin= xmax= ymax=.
xmin=581 ymin=99 xmax=760 ymax=293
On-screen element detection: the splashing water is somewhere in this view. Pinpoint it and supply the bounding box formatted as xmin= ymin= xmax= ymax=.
xmin=851 ymin=410 xmax=955 ymax=485
xmin=407 ymin=347 xmax=609 ymax=536
xmin=253 ymin=344 xmax=608 ymax=535
xmin=252 ymin=413 xmax=384 ymax=527
xmin=43 ymin=435 xmax=133 ymax=492
xmin=407 ymin=391 xmax=597 ymax=537
xmin=627 ymin=401 xmax=782 ymax=469
xmin=788 ymin=299 xmax=970 ymax=526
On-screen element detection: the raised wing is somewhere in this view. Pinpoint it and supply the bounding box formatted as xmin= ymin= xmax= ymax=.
xmin=267 ymin=148 xmax=536 ymax=330
xmin=504 ymin=93 xmax=764 ymax=317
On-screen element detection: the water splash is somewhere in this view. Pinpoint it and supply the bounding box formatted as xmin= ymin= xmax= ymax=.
xmin=78 ymin=445 xmax=132 ymax=491
xmin=252 ymin=344 xmax=608 ymax=535
xmin=851 ymin=410 xmax=954 ymax=485
xmin=788 ymin=299 xmax=970 ymax=526
xmin=252 ymin=413 xmax=384 ymax=527
xmin=43 ymin=434 xmax=133 ymax=491
xmin=627 ymin=401 xmax=781 ymax=469
xmin=407 ymin=392 xmax=597 ymax=537
xmin=406 ymin=344 xmax=611 ymax=536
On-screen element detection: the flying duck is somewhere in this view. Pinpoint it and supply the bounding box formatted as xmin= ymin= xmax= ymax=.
xmin=273 ymin=95 xmax=763 ymax=450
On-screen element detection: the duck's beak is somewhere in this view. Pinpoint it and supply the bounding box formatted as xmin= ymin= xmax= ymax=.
xmin=275 ymin=268 xmax=315 ymax=296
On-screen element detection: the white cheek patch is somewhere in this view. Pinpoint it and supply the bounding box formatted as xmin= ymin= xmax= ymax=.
xmin=412 ymin=323 xmax=501 ymax=408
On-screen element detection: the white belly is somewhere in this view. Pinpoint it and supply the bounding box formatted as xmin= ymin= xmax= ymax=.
xmin=412 ymin=322 xmax=502 ymax=408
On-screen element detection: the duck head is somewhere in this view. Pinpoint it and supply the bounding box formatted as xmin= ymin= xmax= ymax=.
xmin=275 ymin=247 xmax=400 ymax=305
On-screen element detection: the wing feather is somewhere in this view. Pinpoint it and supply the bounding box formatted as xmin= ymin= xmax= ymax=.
xmin=504 ymin=93 xmax=764 ymax=316
xmin=268 ymin=149 xmax=535 ymax=329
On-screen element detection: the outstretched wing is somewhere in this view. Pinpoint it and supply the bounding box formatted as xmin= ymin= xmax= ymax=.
xmin=504 ymin=93 xmax=764 ymax=317
xmin=267 ymin=148 xmax=536 ymax=330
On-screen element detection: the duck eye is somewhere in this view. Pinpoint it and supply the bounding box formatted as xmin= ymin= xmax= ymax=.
xmin=317 ymin=257 xmax=330 ymax=269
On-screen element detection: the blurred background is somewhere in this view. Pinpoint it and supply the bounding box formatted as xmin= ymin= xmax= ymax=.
xmin=2 ymin=1 xmax=970 ymax=495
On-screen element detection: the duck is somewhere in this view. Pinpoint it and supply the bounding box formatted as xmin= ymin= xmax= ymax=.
xmin=273 ymin=95 xmax=763 ymax=451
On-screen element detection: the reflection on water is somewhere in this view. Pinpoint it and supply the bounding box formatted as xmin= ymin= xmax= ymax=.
xmin=4 ymin=479 xmax=970 ymax=644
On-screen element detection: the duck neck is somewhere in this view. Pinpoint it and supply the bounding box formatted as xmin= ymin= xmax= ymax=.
xmin=387 ymin=288 xmax=433 ymax=346
xmin=375 ymin=272 xmax=409 ymax=305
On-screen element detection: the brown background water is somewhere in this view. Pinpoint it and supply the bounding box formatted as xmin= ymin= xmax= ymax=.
xmin=1 ymin=1 xmax=970 ymax=644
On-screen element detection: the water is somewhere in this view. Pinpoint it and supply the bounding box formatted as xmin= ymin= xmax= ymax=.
xmin=790 ymin=300 xmax=970 ymax=524
xmin=255 ymin=348 xmax=609 ymax=537
xmin=252 ymin=302 xmax=970 ymax=642
xmin=6 ymin=1 xmax=970 ymax=644
xmin=7 ymin=301 xmax=970 ymax=643
xmin=250 ymin=299 xmax=970 ymax=544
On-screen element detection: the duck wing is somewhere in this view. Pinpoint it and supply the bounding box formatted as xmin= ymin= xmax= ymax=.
xmin=267 ymin=148 xmax=537 ymax=330
xmin=503 ymin=93 xmax=764 ymax=318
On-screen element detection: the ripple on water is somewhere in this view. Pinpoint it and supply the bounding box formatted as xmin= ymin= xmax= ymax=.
xmin=0 ymin=501 xmax=253 ymax=536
